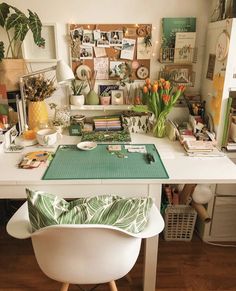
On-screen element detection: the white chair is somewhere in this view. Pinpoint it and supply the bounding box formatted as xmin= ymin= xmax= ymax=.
xmin=7 ymin=201 xmax=164 ymax=291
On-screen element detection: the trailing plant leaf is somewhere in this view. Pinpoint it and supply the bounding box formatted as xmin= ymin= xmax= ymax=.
xmin=0 ymin=41 xmax=4 ymax=61
xmin=0 ymin=3 xmax=45 ymax=59
xmin=0 ymin=2 xmax=9 ymax=27
xmin=28 ymin=10 xmax=45 ymax=47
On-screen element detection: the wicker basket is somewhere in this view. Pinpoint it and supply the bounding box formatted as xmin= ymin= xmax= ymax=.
xmin=164 ymin=205 xmax=197 ymax=241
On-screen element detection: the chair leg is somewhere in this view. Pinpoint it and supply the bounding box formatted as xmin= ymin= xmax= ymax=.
xmin=60 ymin=282 xmax=69 ymax=291
xmin=109 ymin=280 xmax=118 ymax=291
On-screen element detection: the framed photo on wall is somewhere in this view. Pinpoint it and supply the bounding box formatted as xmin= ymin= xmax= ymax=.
xmin=22 ymin=23 xmax=58 ymax=62
xmin=111 ymin=90 xmax=124 ymax=105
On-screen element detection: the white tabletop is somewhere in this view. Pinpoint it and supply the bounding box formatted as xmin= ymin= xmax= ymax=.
xmin=1 ymin=133 xmax=236 ymax=185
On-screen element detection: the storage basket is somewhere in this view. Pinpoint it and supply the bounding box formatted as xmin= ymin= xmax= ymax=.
xmin=164 ymin=205 xmax=197 ymax=241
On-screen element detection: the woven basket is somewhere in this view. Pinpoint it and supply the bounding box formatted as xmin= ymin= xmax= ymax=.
xmin=164 ymin=205 xmax=197 ymax=241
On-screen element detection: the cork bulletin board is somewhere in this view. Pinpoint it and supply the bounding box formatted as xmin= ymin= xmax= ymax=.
xmin=68 ymin=23 xmax=152 ymax=84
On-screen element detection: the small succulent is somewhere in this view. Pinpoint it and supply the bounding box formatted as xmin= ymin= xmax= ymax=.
xmin=71 ymin=79 xmax=87 ymax=95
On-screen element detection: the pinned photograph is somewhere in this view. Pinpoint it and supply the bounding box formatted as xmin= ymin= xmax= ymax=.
xmin=109 ymin=61 xmax=124 ymax=78
xmin=97 ymin=31 xmax=110 ymax=47
xmin=80 ymin=46 xmax=93 ymax=59
xmin=110 ymin=30 xmax=123 ymax=46
xmin=137 ymin=37 xmax=152 ymax=59
xmin=82 ymin=29 xmax=95 ymax=46
xmin=120 ymin=38 xmax=136 ymax=60
xmin=111 ymin=90 xmax=124 ymax=105
xmin=94 ymin=47 xmax=107 ymax=58
xmin=71 ymin=27 xmax=83 ymax=42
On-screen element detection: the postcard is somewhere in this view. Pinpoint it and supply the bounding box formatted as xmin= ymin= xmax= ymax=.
xmin=94 ymin=47 xmax=107 ymax=58
xmin=137 ymin=37 xmax=152 ymax=59
xmin=120 ymin=38 xmax=136 ymax=60
xmin=94 ymin=57 xmax=109 ymax=80
xmin=80 ymin=45 xmax=93 ymax=59
xmin=82 ymin=29 xmax=95 ymax=47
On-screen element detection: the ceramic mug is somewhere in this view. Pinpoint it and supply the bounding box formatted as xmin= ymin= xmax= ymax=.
xmin=36 ymin=128 xmax=59 ymax=146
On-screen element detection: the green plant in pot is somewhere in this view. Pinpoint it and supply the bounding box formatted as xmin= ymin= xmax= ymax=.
xmin=70 ymin=79 xmax=87 ymax=106
xmin=0 ymin=2 xmax=45 ymax=90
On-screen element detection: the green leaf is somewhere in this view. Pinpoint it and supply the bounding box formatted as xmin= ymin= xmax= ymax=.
xmin=5 ymin=13 xmax=27 ymax=31
xmin=0 ymin=2 xmax=10 ymax=27
xmin=28 ymin=10 xmax=45 ymax=47
xmin=14 ymin=22 xmax=29 ymax=41
xmin=0 ymin=41 xmax=4 ymax=61
xmin=131 ymin=105 xmax=150 ymax=113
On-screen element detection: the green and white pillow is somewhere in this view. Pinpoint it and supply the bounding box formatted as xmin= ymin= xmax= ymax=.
xmin=26 ymin=188 xmax=153 ymax=234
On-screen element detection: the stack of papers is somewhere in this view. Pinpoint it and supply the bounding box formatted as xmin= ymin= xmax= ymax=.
xmin=93 ymin=116 xmax=122 ymax=131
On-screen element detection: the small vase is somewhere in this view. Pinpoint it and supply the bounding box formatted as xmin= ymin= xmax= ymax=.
xmin=86 ymin=90 xmax=99 ymax=105
xmin=28 ymin=100 xmax=48 ymax=130
xmin=153 ymin=114 xmax=167 ymax=138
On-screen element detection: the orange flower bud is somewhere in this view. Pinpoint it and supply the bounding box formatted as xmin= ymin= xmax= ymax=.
xmin=148 ymin=84 xmax=152 ymax=90
xmin=178 ymin=85 xmax=186 ymax=91
xmin=163 ymin=80 xmax=170 ymax=90
xmin=145 ymin=78 xmax=151 ymax=85
xmin=160 ymin=78 xmax=166 ymax=84
xmin=153 ymin=80 xmax=158 ymax=85
xmin=143 ymin=86 xmax=148 ymax=93
xmin=162 ymin=94 xmax=170 ymax=104
xmin=152 ymin=84 xmax=158 ymax=93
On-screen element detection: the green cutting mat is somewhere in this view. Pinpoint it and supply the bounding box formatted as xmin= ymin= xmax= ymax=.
xmin=42 ymin=144 xmax=169 ymax=180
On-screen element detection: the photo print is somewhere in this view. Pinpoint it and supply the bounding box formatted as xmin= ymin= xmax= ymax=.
xmin=80 ymin=46 xmax=93 ymax=59
xmin=71 ymin=27 xmax=83 ymax=42
xmin=109 ymin=30 xmax=123 ymax=46
xmin=97 ymin=31 xmax=110 ymax=47
xmin=82 ymin=29 xmax=95 ymax=46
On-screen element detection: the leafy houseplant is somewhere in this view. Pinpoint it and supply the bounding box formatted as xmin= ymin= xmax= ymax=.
xmin=70 ymin=79 xmax=87 ymax=106
xmin=0 ymin=2 xmax=45 ymax=60
xmin=71 ymin=79 xmax=87 ymax=96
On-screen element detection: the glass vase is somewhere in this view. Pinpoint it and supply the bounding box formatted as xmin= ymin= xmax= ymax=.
xmin=153 ymin=114 xmax=167 ymax=138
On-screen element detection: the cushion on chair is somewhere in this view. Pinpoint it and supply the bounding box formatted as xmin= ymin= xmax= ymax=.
xmin=26 ymin=188 xmax=153 ymax=234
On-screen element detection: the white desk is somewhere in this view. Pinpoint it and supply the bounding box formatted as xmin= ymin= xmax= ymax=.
xmin=1 ymin=133 xmax=236 ymax=291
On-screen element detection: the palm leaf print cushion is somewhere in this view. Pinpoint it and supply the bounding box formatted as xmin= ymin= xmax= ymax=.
xmin=26 ymin=188 xmax=153 ymax=234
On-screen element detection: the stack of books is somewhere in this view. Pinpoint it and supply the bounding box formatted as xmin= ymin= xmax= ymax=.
xmin=183 ymin=140 xmax=214 ymax=153
xmin=93 ymin=116 xmax=122 ymax=131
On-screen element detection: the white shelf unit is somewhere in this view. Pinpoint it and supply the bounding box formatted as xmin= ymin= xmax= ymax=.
xmin=70 ymin=105 xmax=133 ymax=111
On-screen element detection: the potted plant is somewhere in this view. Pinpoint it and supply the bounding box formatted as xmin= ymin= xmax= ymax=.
xmin=70 ymin=79 xmax=87 ymax=106
xmin=100 ymin=91 xmax=111 ymax=105
xmin=24 ymin=74 xmax=56 ymax=130
xmin=0 ymin=2 xmax=45 ymax=91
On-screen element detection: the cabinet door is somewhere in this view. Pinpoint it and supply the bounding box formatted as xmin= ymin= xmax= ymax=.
xmin=210 ymin=196 xmax=236 ymax=239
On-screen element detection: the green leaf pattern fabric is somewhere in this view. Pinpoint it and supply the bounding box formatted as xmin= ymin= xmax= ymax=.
xmin=26 ymin=189 xmax=153 ymax=234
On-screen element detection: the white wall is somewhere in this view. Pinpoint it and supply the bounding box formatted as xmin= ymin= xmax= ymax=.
xmin=2 ymin=0 xmax=211 ymax=108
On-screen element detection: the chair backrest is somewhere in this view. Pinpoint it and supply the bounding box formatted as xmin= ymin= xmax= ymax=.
xmin=7 ymin=201 xmax=164 ymax=285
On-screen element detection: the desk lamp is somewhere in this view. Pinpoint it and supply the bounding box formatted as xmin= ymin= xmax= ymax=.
xmin=19 ymin=60 xmax=74 ymax=133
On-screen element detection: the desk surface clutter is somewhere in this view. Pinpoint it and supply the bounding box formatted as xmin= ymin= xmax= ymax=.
xmin=43 ymin=144 xmax=169 ymax=180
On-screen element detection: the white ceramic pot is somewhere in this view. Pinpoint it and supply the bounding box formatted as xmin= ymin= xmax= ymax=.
xmin=36 ymin=128 xmax=59 ymax=146
xmin=70 ymin=95 xmax=85 ymax=106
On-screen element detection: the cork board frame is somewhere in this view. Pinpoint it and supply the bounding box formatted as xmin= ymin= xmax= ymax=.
xmin=68 ymin=23 xmax=152 ymax=81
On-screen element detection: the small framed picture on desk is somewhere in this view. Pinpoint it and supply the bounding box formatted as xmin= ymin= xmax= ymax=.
xmin=111 ymin=90 xmax=124 ymax=105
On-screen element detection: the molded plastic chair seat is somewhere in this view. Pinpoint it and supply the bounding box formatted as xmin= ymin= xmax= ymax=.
xmin=7 ymin=201 xmax=164 ymax=291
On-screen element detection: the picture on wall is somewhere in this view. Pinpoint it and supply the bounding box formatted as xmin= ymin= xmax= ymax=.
xmin=82 ymin=29 xmax=95 ymax=46
xmin=110 ymin=30 xmax=123 ymax=46
xmin=97 ymin=32 xmax=110 ymax=47
xmin=94 ymin=57 xmax=109 ymax=79
xmin=120 ymin=38 xmax=136 ymax=60
xmin=111 ymin=90 xmax=124 ymax=105
xmin=80 ymin=46 xmax=93 ymax=59
xmin=109 ymin=61 xmax=125 ymax=78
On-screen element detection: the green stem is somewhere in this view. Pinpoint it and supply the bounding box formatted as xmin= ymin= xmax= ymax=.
xmin=6 ymin=31 xmax=15 ymax=58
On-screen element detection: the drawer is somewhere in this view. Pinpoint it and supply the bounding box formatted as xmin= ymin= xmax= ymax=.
xmin=215 ymin=184 xmax=236 ymax=196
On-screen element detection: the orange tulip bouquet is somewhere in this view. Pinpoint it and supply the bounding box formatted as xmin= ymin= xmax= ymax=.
xmin=133 ymin=78 xmax=185 ymax=137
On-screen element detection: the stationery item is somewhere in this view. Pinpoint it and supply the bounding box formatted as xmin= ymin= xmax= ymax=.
xmin=120 ymin=38 xmax=136 ymax=60
xmin=191 ymin=201 xmax=211 ymax=224
xmin=146 ymin=153 xmax=155 ymax=164
xmin=18 ymin=151 xmax=52 ymax=169
xmin=107 ymin=145 xmax=122 ymax=152
xmin=125 ymin=145 xmax=147 ymax=153
xmin=179 ymin=184 xmax=197 ymax=205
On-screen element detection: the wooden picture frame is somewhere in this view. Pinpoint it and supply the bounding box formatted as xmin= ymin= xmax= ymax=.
xmin=22 ymin=23 xmax=58 ymax=62
xmin=111 ymin=90 xmax=124 ymax=105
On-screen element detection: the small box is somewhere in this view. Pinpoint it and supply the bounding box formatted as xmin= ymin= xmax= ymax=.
xmin=164 ymin=205 xmax=197 ymax=241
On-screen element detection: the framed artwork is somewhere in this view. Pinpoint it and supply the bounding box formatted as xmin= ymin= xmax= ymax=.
xmin=22 ymin=23 xmax=58 ymax=62
xmin=206 ymin=54 xmax=216 ymax=80
xmin=111 ymin=90 xmax=124 ymax=105
xmin=164 ymin=64 xmax=192 ymax=84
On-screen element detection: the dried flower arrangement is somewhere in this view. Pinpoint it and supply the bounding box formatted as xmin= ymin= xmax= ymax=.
xmin=24 ymin=74 xmax=56 ymax=102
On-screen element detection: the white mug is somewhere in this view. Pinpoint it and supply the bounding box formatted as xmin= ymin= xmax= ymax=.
xmin=36 ymin=128 xmax=59 ymax=146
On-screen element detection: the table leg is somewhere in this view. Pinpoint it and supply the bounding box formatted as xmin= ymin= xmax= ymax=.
xmin=143 ymin=235 xmax=159 ymax=291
